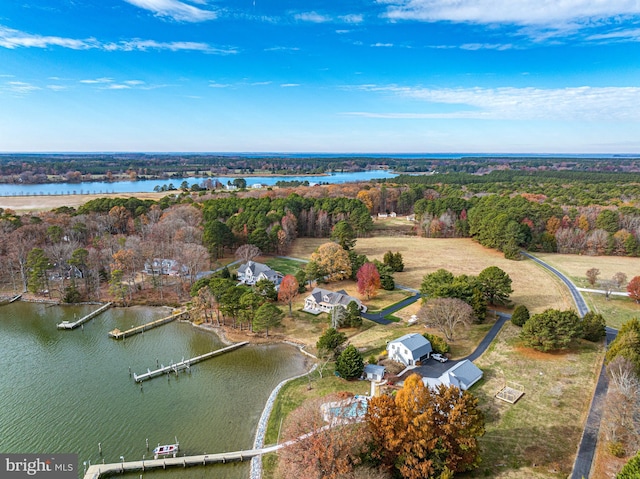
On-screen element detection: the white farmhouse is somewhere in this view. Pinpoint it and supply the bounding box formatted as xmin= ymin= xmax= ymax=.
xmin=303 ymin=287 xmax=366 ymax=315
xmin=387 ymin=333 xmax=433 ymax=366
xmin=236 ymin=261 xmax=283 ymax=288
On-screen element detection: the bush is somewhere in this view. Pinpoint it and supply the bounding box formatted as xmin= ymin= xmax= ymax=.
xmin=609 ymin=441 xmax=626 ymax=458
xmin=511 ymin=304 xmax=530 ymax=327
xmin=520 ymin=309 xmax=582 ymax=352
xmin=423 ymin=332 xmax=450 ymax=354
xmin=618 ymin=449 xmax=640 ymax=478
xmin=581 ymin=311 xmax=607 ymax=342
xmin=63 ymin=285 xmax=82 ymax=304
xmin=368 ymin=355 xmax=377 ymax=365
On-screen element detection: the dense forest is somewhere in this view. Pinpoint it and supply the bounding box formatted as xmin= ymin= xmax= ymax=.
xmin=1 ymin=154 xmax=639 ymax=183
xmin=2 ymin=164 xmax=640 ymax=304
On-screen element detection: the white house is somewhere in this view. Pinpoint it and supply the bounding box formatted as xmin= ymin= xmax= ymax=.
xmin=237 ymin=261 xmax=283 ymax=288
xmin=303 ymin=287 xmax=366 ymax=315
xmin=363 ymin=364 xmax=386 ymax=382
xmin=422 ymin=360 xmax=483 ymax=391
xmin=387 ymin=333 xmax=433 ymax=366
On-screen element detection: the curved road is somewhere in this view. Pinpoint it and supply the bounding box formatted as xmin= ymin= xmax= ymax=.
xmin=521 ymin=252 xmax=618 ymax=479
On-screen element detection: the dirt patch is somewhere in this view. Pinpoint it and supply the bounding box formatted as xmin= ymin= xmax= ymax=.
xmin=514 ymin=345 xmax=577 ymax=360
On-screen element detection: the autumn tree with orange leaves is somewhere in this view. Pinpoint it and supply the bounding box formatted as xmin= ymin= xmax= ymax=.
xmin=357 ymin=262 xmax=381 ymax=300
xmin=278 ymin=274 xmax=299 ymax=316
xmin=366 ymin=374 xmax=485 ymax=479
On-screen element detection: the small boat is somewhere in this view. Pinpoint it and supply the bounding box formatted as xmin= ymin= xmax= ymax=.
xmin=153 ymin=443 xmax=179 ymax=458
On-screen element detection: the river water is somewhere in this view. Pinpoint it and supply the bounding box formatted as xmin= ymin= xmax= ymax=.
xmin=0 ymin=170 xmax=397 ymax=196
xmin=0 ymin=302 xmax=309 ymax=478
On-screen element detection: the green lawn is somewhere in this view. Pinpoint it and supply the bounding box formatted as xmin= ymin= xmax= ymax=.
xmin=263 ymin=257 xmax=305 ymax=276
xmin=584 ymin=292 xmax=640 ymax=330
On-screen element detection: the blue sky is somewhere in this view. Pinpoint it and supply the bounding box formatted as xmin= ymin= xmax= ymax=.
xmin=1 ymin=0 xmax=639 ymax=153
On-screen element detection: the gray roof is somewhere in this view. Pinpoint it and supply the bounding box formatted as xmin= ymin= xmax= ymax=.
xmin=447 ymin=360 xmax=483 ymax=389
xmin=308 ymin=287 xmax=361 ymax=308
xmin=390 ymin=333 xmax=432 ymax=358
xmin=238 ymin=261 xmax=282 ymax=281
xmin=364 ymin=364 xmax=386 ymax=376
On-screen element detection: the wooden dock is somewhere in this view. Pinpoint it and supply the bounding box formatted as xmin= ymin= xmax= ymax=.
xmin=57 ymin=303 xmax=113 ymax=330
xmin=83 ymin=444 xmax=281 ymax=479
xmin=108 ymin=310 xmax=189 ymax=339
xmin=0 ymin=294 xmax=21 ymax=306
xmin=133 ymin=342 xmax=249 ymax=382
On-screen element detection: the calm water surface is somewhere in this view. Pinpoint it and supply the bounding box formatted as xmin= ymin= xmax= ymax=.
xmin=0 ymin=170 xmax=397 ymax=196
xmin=0 ymin=302 xmax=309 ymax=478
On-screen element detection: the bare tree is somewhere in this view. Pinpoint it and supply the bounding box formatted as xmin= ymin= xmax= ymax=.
xmin=613 ymin=272 xmax=628 ymax=289
xmin=235 ymin=244 xmax=262 ymax=263
xmin=604 ymin=356 xmax=640 ymax=449
xmin=418 ymin=297 xmax=473 ymax=341
xmin=586 ymin=268 xmax=600 ymax=286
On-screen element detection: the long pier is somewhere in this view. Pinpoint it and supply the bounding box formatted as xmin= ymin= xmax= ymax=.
xmin=83 ymin=444 xmax=281 ymax=479
xmin=57 ymin=303 xmax=113 ymax=330
xmin=108 ymin=310 xmax=189 ymax=339
xmin=133 ymin=342 xmax=249 ymax=382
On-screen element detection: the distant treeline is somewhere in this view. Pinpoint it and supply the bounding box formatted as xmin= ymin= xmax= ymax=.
xmin=1 ymin=154 xmax=639 ymax=184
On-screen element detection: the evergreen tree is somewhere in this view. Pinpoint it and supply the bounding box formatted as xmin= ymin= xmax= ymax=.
xmin=346 ymin=301 xmax=362 ymax=327
xmin=336 ymin=345 xmax=364 ymax=380
xmin=511 ymin=304 xmax=530 ymax=327
xmin=521 ymin=309 xmax=582 ymax=352
xmin=581 ymin=311 xmax=607 ymax=342
xmin=252 ymin=303 xmax=284 ymax=337
xmin=316 ymin=327 xmax=348 ymax=359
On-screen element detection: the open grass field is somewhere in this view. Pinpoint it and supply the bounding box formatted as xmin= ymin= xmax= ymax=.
xmin=473 ymin=323 xmax=603 ymax=479
xmin=533 ymin=252 xmax=640 ymax=286
xmin=262 ymin=257 xmax=305 ymax=276
xmin=0 ymin=192 xmax=168 ymax=212
xmin=290 ymin=237 xmax=572 ymax=314
xmin=531 ymin=252 xmax=640 ymax=328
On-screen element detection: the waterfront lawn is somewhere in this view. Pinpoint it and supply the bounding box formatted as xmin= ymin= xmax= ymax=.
xmin=473 ymin=322 xmax=603 ymax=478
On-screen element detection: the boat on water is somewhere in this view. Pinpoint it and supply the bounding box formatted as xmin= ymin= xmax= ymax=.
xmin=153 ymin=443 xmax=179 ymax=458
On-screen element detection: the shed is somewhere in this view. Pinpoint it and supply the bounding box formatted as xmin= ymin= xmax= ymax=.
xmin=363 ymin=364 xmax=386 ymax=382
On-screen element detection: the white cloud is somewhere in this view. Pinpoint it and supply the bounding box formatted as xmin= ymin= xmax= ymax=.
xmin=294 ymin=12 xmax=331 ymax=23
xmin=0 ymin=26 xmax=97 ymax=49
xmin=264 ymin=46 xmax=300 ymax=52
xmin=339 ymin=14 xmax=364 ymax=24
xmin=460 ymin=43 xmax=514 ymax=50
xmin=80 ymin=78 xmax=114 ymax=84
xmin=123 ymin=0 xmax=217 ymax=22
xmin=124 ymin=80 xmax=145 ymax=85
xmin=102 ymin=84 xmax=131 ymax=90
xmin=209 ymin=82 xmax=232 ymax=88
xmin=4 ymin=81 xmax=41 ymax=94
xmin=294 ymin=11 xmax=363 ymax=24
xmin=347 ymin=85 xmax=640 ymax=121
xmin=587 ymin=28 xmax=640 ymax=42
xmin=371 ymin=42 xmax=394 ymax=47
xmin=280 ymin=83 xmax=300 ymax=87
xmin=46 ymin=85 xmax=67 ymax=91
xmin=380 ymin=0 xmax=640 ymax=26
xmin=0 ymin=25 xmax=234 ymax=54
